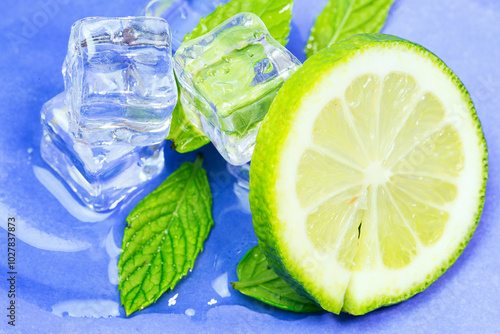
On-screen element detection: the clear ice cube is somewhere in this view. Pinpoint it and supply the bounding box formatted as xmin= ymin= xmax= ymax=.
xmin=63 ymin=17 xmax=177 ymax=146
xmin=40 ymin=17 xmax=175 ymax=212
xmin=173 ymin=13 xmax=301 ymax=165
xmin=41 ymin=93 xmax=165 ymax=211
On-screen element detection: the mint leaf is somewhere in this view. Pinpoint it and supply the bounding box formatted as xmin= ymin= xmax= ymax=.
xmin=118 ymin=154 xmax=213 ymax=316
xmin=232 ymin=245 xmax=323 ymax=313
xmin=305 ymin=0 xmax=395 ymax=58
xmin=185 ymin=0 xmax=294 ymax=46
xmin=167 ymin=83 xmax=210 ymax=153
xmin=168 ymin=0 xmax=295 ymax=153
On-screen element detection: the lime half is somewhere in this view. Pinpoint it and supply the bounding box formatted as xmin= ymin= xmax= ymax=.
xmin=250 ymin=34 xmax=488 ymax=315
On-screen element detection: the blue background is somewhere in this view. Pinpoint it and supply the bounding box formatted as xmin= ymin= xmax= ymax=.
xmin=0 ymin=0 xmax=499 ymax=332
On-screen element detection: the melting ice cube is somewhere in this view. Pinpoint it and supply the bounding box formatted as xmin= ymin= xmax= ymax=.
xmin=63 ymin=16 xmax=177 ymax=146
xmin=173 ymin=13 xmax=301 ymax=165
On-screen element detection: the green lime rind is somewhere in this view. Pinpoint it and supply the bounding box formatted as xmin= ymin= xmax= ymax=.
xmin=249 ymin=33 xmax=488 ymax=315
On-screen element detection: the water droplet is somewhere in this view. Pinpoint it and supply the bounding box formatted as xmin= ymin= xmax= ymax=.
xmin=179 ymin=7 xmax=187 ymax=19
xmin=222 ymin=68 xmax=230 ymax=74
xmin=168 ymin=293 xmax=179 ymax=306
xmin=211 ymin=272 xmax=231 ymax=298
xmin=253 ymin=31 xmax=264 ymax=39
xmin=143 ymin=165 xmax=155 ymax=176
xmin=93 ymin=154 xmax=106 ymax=165
xmin=208 ymin=69 xmax=217 ymax=76
xmin=185 ymin=308 xmax=195 ymax=317
xmin=222 ymin=56 xmax=231 ymax=63
xmin=263 ymin=62 xmax=273 ymax=74
xmin=247 ymin=51 xmax=254 ymax=57
xmin=112 ymin=128 xmax=132 ymax=141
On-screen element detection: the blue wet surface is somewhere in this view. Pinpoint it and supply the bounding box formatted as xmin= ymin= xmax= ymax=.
xmin=0 ymin=0 xmax=499 ymax=332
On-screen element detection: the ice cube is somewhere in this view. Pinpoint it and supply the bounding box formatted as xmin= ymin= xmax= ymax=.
xmin=63 ymin=17 xmax=177 ymax=146
xmin=173 ymin=13 xmax=301 ymax=165
xmin=41 ymin=93 xmax=165 ymax=211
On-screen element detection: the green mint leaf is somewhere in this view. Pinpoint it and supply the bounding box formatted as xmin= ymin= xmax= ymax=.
xmin=305 ymin=0 xmax=395 ymax=58
xmin=167 ymin=0 xmax=295 ymax=152
xmin=167 ymin=82 xmax=210 ymax=153
xmin=118 ymin=154 xmax=214 ymax=316
xmin=232 ymin=245 xmax=323 ymax=313
xmin=185 ymin=0 xmax=294 ymax=46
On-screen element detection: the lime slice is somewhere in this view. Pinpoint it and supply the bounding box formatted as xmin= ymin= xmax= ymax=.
xmin=249 ymin=34 xmax=488 ymax=315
